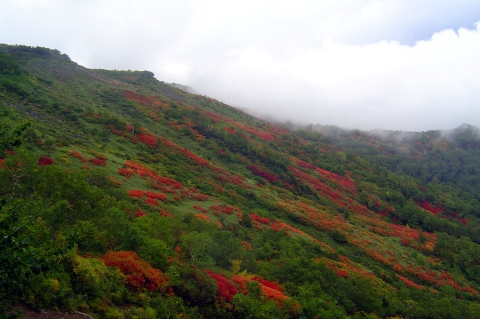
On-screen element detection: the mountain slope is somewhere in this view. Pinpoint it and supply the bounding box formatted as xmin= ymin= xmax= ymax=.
xmin=1 ymin=44 xmax=480 ymax=319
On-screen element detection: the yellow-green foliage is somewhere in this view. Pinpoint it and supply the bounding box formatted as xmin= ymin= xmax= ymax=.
xmin=73 ymin=255 xmax=109 ymax=287
xmin=105 ymin=307 xmax=125 ymax=319
xmin=58 ymin=150 xmax=71 ymax=165
xmin=72 ymin=254 xmax=125 ymax=301
xmin=23 ymin=274 xmax=64 ymax=309
xmin=128 ymin=307 xmax=156 ymax=319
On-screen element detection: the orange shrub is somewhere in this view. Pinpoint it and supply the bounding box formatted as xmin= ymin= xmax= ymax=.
xmin=146 ymin=191 xmax=168 ymax=200
xmin=195 ymin=213 xmax=209 ymax=221
xmin=70 ymin=150 xmax=87 ymax=162
xmin=102 ymin=251 xmax=168 ymax=292
xmin=127 ymin=190 xmax=145 ymax=198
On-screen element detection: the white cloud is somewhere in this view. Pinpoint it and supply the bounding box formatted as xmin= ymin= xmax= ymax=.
xmin=1 ymin=0 xmax=480 ymax=131
xmin=188 ymin=23 xmax=480 ymax=130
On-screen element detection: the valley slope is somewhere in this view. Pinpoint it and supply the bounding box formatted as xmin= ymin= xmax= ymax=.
xmin=1 ymin=45 xmax=480 ymax=319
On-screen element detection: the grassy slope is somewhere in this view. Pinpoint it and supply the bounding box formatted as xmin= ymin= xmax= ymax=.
xmin=2 ymin=44 xmax=480 ymax=318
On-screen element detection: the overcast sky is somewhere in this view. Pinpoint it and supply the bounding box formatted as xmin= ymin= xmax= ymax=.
xmin=1 ymin=0 xmax=480 ymax=131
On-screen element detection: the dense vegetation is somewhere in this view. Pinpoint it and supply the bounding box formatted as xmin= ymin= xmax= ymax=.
xmin=1 ymin=44 xmax=480 ymax=319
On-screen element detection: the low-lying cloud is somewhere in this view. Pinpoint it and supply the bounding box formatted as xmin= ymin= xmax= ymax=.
xmin=1 ymin=0 xmax=480 ymax=131
xmin=188 ymin=24 xmax=480 ymax=131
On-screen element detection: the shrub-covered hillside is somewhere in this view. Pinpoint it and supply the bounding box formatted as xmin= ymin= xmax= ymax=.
xmin=1 ymin=44 xmax=480 ymax=319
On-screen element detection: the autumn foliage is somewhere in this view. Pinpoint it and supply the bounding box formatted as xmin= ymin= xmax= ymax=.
xmin=38 ymin=156 xmax=54 ymax=166
xmin=102 ymin=251 xmax=168 ymax=292
xmin=127 ymin=190 xmax=145 ymax=198
xmin=135 ymin=211 xmax=147 ymax=217
xmin=248 ymin=166 xmax=278 ymax=184
xmin=397 ymin=275 xmax=424 ymax=290
xmin=70 ymin=150 xmax=87 ymax=162
xmin=204 ymin=270 xmax=238 ymax=302
xmin=138 ymin=134 xmax=157 ymax=146
xmin=232 ymin=275 xmax=289 ymax=304
xmin=89 ymin=155 xmax=106 ymax=166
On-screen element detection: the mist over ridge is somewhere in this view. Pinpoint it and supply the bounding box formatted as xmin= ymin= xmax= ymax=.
xmin=2 ymin=1 xmax=480 ymax=132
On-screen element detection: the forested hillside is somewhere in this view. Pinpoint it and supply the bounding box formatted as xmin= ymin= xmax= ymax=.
xmin=1 ymin=44 xmax=480 ymax=319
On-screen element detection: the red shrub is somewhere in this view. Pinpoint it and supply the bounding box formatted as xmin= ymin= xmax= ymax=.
xmin=127 ymin=190 xmax=145 ymax=198
xmin=250 ymin=214 xmax=271 ymax=225
xmin=38 ymin=156 xmax=54 ymax=166
xmin=135 ymin=211 xmax=147 ymax=217
xmin=194 ymin=205 xmax=208 ymax=212
xmin=118 ymin=168 xmax=135 ymax=177
xmin=204 ymin=270 xmax=238 ymax=302
xmin=89 ymin=155 xmax=106 ymax=166
xmin=138 ymin=134 xmax=157 ymax=146
xmin=397 ymin=275 xmax=424 ymax=290
xmin=417 ymin=201 xmax=443 ymax=215
xmin=160 ymin=210 xmax=173 ymax=217
xmin=0 ymin=159 xmax=4 ymax=169
xmin=248 ymin=166 xmax=277 ymax=183
xmin=108 ymin=125 xmax=126 ymax=137
xmin=145 ymin=197 xmax=158 ymax=206
xmin=190 ymin=193 xmax=210 ymax=201
xmin=146 ymin=191 xmax=168 ymax=200
xmin=70 ymin=150 xmax=87 ymax=162
xmin=252 ymin=276 xmax=283 ymax=291
xmin=179 ymin=149 xmax=209 ymax=166
xmin=102 ymin=251 xmax=168 ymax=292
xmin=400 ymin=237 xmax=411 ymax=246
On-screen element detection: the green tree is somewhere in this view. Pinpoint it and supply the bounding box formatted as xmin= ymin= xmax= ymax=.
xmin=0 ymin=120 xmax=31 ymax=155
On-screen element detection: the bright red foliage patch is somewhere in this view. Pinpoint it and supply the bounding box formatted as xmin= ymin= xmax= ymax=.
xmin=250 ymin=214 xmax=271 ymax=225
xmin=135 ymin=211 xmax=147 ymax=217
xmin=138 ymin=134 xmax=157 ymax=146
xmin=204 ymin=270 xmax=238 ymax=302
xmin=145 ymin=197 xmax=158 ymax=206
xmin=127 ymin=190 xmax=145 ymax=198
xmin=247 ymin=166 xmax=278 ymax=183
xmin=397 ymin=275 xmax=424 ymax=290
xmin=146 ymin=191 xmax=168 ymax=200
xmin=124 ymin=161 xmax=184 ymax=190
xmin=290 ymin=166 xmax=367 ymax=215
xmin=416 ymin=201 xmax=468 ymax=225
xmin=417 ymin=201 xmax=444 ymax=215
xmin=89 ymin=155 xmax=106 ymax=166
xmin=232 ymin=275 xmax=289 ymax=304
xmin=118 ymin=167 xmax=135 ymax=178
xmin=38 ymin=156 xmax=54 ymax=166
xmin=102 ymin=251 xmax=168 ymax=292
xmin=270 ymin=221 xmax=305 ymax=236
xmin=252 ymin=276 xmax=283 ymax=291
xmin=179 ymin=149 xmax=209 ymax=166
xmin=210 ymin=204 xmax=240 ymax=216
